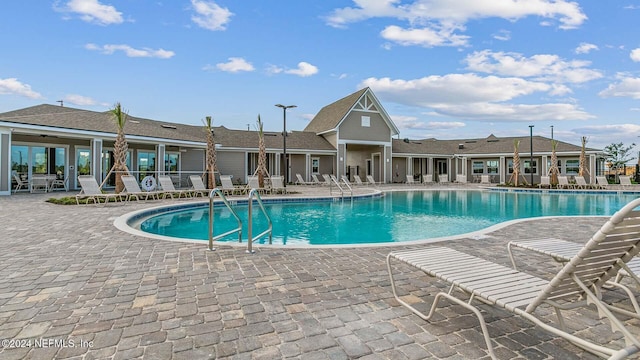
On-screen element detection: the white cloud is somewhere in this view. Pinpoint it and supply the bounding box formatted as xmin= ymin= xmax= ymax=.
xmin=630 ymin=48 xmax=640 ymax=62
xmin=64 ymin=94 xmax=99 ymax=106
xmin=575 ymin=42 xmax=598 ymax=54
xmin=360 ymin=74 xmax=593 ymax=122
xmin=325 ymin=0 xmax=587 ymax=48
xmin=0 ymin=78 xmax=42 ymax=99
xmin=55 ymin=0 xmax=124 ymax=25
xmin=191 ymin=0 xmax=233 ymax=31
xmin=215 ymin=57 xmax=255 ymax=73
xmin=266 ymin=64 xmax=284 ymax=75
xmin=380 ymin=24 xmax=469 ymax=47
xmin=426 ymin=121 xmax=466 ymax=129
xmin=599 ymin=77 xmax=640 ymax=99
xmin=464 ymin=50 xmax=603 ymax=84
xmin=391 ymin=115 xmax=428 ymax=130
xmin=284 ymin=62 xmax=319 ymax=77
xmin=85 ymin=43 xmax=175 ymax=58
xmin=493 ymin=29 xmax=510 ymax=41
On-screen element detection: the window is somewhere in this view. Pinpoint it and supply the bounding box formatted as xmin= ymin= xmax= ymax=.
xmin=565 ymin=159 xmax=579 ymax=174
xmin=165 ymin=153 xmax=179 ymax=172
xmin=31 ymin=147 xmax=47 ymax=174
xmin=11 ymin=146 xmax=28 ymax=176
xmin=312 ymin=158 xmax=320 ymax=174
xmin=361 ymin=116 xmax=370 ymax=127
xmin=472 ymin=161 xmax=484 ymax=174
xmin=76 ymin=149 xmax=91 ymax=176
xmin=524 ymin=160 xmax=537 ymax=174
xmin=137 ymin=151 xmax=156 ymax=180
xmin=507 ymin=160 xmax=514 ymax=174
xmin=486 ymin=160 xmax=499 ymax=174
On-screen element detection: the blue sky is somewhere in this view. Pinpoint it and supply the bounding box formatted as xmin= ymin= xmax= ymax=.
xmin=2 ymin=1 xmax=640 ymax=151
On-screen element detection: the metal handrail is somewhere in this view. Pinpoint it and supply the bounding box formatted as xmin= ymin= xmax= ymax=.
xmin=340 ymin=176 xmax=353 ymax=198
xmin=208 ymin=188 xmax=242 ymax=251
xmin=330 ymin=175 xmax=352 ymax=199
xmin=246 ymin=189 xmax=273 ymax=253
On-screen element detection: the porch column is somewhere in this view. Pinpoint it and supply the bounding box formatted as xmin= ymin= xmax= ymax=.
xmin=91 ymin=138 xmax=103 ymax=183
xmin=384 ymin=145 xmax=392 ymax=183
xmin=427 ymin=157 xmax=432 ymax=175
xmin=305 ymin=154 xmax=310 ymax=181
xmin=0 ymin=128 xmax=11 ymax=195
xmin=156 ymin=144 xmax=165 ymax=176
xmin=500 ymin=156 xmax=506 ymax=184
xmin=589 ymin=154 xmax=596 ymax=183
xmin=541 ymin=155 xmax=548 ymax=177
xmin=407 ymin=156 xmax=413 ymax=178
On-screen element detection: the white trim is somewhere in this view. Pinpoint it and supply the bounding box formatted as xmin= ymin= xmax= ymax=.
xmin=337 ymin=139 xmax=392 ymax=146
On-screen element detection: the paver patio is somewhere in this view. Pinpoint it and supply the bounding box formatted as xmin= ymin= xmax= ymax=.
xmin=0 ymin=185 xmax=638 ymax=359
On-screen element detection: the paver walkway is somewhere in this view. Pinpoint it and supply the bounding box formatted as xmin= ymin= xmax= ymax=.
xmin=0 ymin=186 xmax=638 ymax=359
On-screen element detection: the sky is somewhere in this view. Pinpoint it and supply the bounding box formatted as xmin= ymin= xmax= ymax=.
xmin=1 ymin=1 xmax=640 ymax=152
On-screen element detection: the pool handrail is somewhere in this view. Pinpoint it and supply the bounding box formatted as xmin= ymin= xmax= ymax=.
xmin=246 ymin=188 xmax=273 ymax=253
xmin=330 ymin=174 xmax=353 ymax=200
xmin=208 ymin=188 xmax=242 ymax=251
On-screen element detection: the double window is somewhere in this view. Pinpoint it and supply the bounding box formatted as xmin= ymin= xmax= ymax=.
xmin=472 ymin=160 xmax=500 ymax=174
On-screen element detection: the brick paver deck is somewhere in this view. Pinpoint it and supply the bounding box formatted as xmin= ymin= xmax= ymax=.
xmin=0 ymin=185 xmax=638 ymax=359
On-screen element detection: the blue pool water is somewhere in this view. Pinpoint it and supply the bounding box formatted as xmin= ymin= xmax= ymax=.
xmin=137 ymin=190 xmax=640 ymax=246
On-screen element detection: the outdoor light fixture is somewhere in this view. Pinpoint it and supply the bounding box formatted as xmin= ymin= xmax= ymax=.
xmin=275 ymin=104 xmax=297 ymax=187
xmin=529 ymin=125 xmax=534 ymax=185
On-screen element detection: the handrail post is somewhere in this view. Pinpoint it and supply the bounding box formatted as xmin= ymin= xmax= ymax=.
xmin=208 ymin=191 xmax=215 ymax=251
xmin=247 ymin=193 xmax=254 ymax=253
xmin=208 ymin=188 xmax=242 ymax=251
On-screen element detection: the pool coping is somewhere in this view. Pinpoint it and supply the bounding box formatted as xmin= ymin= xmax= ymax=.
xmin=114 ymin=188 xmax=617 ymax=249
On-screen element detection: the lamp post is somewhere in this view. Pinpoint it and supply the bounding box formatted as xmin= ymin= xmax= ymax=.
xmin=275 ymin=104 xmax=297 ymax=187
xmin=550 ymin=125 xmax=554 ymax=140
xmin=529 ymin=125 xmax=534 ymax=185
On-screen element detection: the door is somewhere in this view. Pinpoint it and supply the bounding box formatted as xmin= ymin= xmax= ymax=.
xmin=436 ymin=159 xmax=448 ymax=182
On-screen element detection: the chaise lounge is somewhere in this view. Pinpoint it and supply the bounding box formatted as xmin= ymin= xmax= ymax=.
xmin=387 ymin=197 xmax=640 ymax=359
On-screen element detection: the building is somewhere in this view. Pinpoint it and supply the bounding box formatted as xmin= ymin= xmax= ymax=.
xmin=0 ymin=88 xmax=604 ymax=195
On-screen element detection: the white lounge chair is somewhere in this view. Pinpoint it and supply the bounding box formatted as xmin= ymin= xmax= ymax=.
xmin=620 ymin=175 xmax=634 ymax=189
xmin=246 ymin=175 xmax=268 ymax=194
xmin=480 ymin=175 xmax=491 ymax=185
xmin=538 ymin=175 xmax=550 ymax=188
xmin=557 ymin=175 xmax=572 ymax=189
xmin=219 ymin=175 xmax=243 ymax=196
xmin=189 ymin=175 xmax=211 ymax=197
xmin=340 ymin=175 xmax=354 ymax=187
xmin=406 ymin=175 xmax=415 ymax=185
xmin=11 ymin=171 xmax=28 ymax=193
xmin=353 ymin=175 xmax=364 ymax=186
xmin=311 ymin=174 xmax=323 ymax=186
xmin=366 ymin=175 xmax=377 ymax=186
xmin=270 ymin=175 xmax=286 ymax=194
xmin=75 ymin=175 xmax=123 ymax=205
xmin=438 ymin=173 xmax=449 ymax=185
xmin=322 ymin=174 xmax=332 ymax=186
xmin=121 ymin=175 xmax=161 ymax=201
xmin=388 ymin=197 xmax=640 ymax=359
xmin=455 ymin=174 xmax=467 ymax=184
xmin=574 ymin=176 xmax=589 ymax=189
xmin=422 ymin=174 xmax=433 ymax=185
xmin=295 ymin=173 xmax=313 ymax=185
xmin=596 ymin=176 xmax=610 ymax=190
xmin=158 ymin=175 xmax=192 ymax=199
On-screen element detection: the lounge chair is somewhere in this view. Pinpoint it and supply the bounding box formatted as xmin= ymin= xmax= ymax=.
xmin=340 ymin=175 xmax=353 ymax=187
xmin=574 ymin=176 xmax=589 ymax=189
xmin=387 ymin=197 xmax=640 ymax=359
xmin=438 ymin=173 xmax=449 ymax=185
xmin=246 ymin=175 xmax=268 ymax=194
xmin=75 ymin=175 xmax=123 ymax=205
xmin=557 ymin=175 xmax=573 ymax=189
xmin=270 ymin=175 xmax=286 ymax=194
xmin=538 ymin=175 xmax=550 ymax=188
xmin=366 ymin=175 xmax=377 ymax=186
xmin=322 ymin=174 xmax=332 ymax=186
xmin=219 ymin=175 xmax=244 ymax=196
xmin=11 ymin=171 xmax=28 ymax=193
xmin=295 ymin=173 xmax=313 ymax=185
xmin=508 ymin=238 xmax=640 ymax=316
xmin=596 ymin=176 xmax=610 ymax=190
xmin=480 ymin=174 xmax=491 ymax=185
xmin=311 ymin=174 xmax=323 ymax=186
xmin=406 ymin=175 xmax=415 ymax=185
xmin=353 ymin=175 xmax=364 ymax=186
xmin=620 ymin=175 xmax=634 ymax=189
xmin=189 ymin=175 xmax=211 ymax=197
xmin=422 ymin=174 xmax=433 ymax=185
xmin=455 ymin=174 xmax=467 ymax=184
xmin=121 ymin=175 xmax=161 ymax=201
xmin=158 ymin=175 xmax=192 ymax=199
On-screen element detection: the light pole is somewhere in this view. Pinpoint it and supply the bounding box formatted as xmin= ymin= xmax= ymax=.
xmin=550 ymin=125 xmax=554 ymax=140
xmin=529 ymin=125 xmax=534 ymax=185
xmin=275 ymin=104 xmax=297 ymax=187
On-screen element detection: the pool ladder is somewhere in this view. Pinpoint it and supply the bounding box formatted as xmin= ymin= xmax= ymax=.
xmin=208 ymin=188 xmax=272 ymax=253
xmin=329 ymin=175 xmax=353 ymax=201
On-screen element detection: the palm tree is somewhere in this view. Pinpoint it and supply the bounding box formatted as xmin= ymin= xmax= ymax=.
xmin=111 ymin=102 xmax=129 ymax=193
xmin=256 ymin=115 xmax=267 ymax=188
xmin=578 ymin=136 xmax=590 ymax=178
xmin=508 ymin=140 xmax=527 ymax=186
xmin=203 ymin=116 xmax=217 ymax=188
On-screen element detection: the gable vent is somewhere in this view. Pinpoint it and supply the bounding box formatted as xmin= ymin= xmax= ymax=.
xmin=161 ymin=124 xmax=177 ymax=129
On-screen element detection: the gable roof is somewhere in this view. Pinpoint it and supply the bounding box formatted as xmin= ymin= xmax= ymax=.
xmin=304 ymin=87 xmax=399 ymax=136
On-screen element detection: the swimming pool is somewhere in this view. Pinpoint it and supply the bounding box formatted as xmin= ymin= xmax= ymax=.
xmin=129 ymin=190 xmax=640 ymax=246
